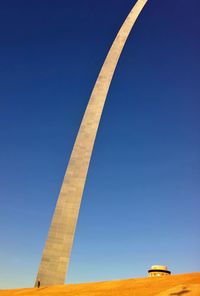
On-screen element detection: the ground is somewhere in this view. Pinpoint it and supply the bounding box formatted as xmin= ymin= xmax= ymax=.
xmin=0 ymin=272 xmax=200 ymax=296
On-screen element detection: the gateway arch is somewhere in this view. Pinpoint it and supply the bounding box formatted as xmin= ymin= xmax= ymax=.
xmin=35 ymin=0 xmax=149 ymax=286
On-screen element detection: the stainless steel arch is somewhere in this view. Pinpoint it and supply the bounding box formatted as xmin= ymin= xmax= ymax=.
xmin=35 ymin=0 xmax=148 ymax=286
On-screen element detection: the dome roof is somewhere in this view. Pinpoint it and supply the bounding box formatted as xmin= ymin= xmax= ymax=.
xmin=150 ymin=265 xmax=168 ymax=271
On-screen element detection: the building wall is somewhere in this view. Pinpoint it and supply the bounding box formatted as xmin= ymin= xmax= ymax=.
xmin=149 ymin=272 xmax=170 ymax=277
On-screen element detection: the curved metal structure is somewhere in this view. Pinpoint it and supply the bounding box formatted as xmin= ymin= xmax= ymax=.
xmin=35 ymin=0 xmax=148 ymax=286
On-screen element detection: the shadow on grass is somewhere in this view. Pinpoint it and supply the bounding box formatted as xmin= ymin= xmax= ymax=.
xmin=170 ymin=287 xmax=190 ymax=295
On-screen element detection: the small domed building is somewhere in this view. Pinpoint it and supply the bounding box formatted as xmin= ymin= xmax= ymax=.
xmin=148 ymin=265 xmax=171 ymax=277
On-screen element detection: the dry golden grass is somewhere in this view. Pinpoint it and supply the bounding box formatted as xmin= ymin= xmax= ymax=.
xmin=0 ymin=272 xmax=200 ymax=296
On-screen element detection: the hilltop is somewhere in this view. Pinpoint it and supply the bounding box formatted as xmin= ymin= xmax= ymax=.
xmin=1 ymin=272 xmax=200 ymax=296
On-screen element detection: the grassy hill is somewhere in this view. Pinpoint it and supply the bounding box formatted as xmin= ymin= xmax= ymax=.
xmin=0 ymin=272 xmax=200 ymax=296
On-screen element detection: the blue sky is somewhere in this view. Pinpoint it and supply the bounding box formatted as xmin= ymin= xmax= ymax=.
xmin=0 ymin=0 xmax=199 ymax=289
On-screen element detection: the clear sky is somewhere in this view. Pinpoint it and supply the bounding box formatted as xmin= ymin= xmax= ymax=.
xmin=0 ymin=0 xmax=199 ymax=289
